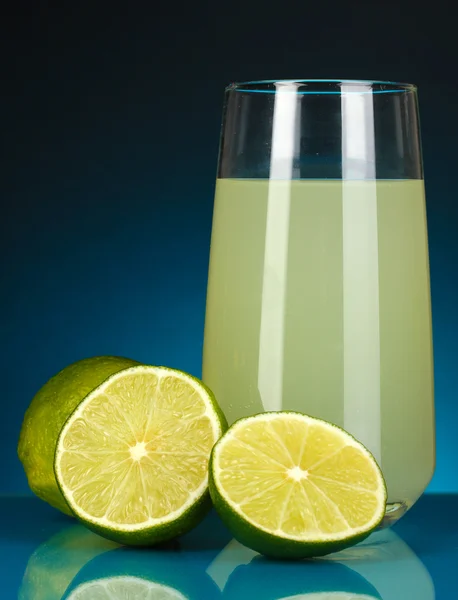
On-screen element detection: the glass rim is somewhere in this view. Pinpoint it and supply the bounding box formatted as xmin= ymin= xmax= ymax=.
xmin=226 ymin=79 xmax=417 ymax=94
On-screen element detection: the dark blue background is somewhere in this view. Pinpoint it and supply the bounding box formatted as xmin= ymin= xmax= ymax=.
xmin=2 ymin=3 xmax=457 ymax=493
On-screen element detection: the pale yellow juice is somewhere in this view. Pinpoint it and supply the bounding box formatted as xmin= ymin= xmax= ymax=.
xmin=203 ymin=179 xmax=435 ymax=517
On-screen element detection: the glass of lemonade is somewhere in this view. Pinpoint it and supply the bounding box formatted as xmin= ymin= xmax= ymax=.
xmin=202 ymin=80 xmax=435 ymax=526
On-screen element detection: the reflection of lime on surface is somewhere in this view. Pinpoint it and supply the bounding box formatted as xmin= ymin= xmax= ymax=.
xmin=271 ymin=596 xmax=374 ymax=599
xmin=64 ymin=546 xmax=221 ymax=600
xmin=19 ymin=525 xmax=118 ymax=600
xmin=275 ymin=595 xmax=375 ymax=599
xmin=55 ymin=365 xmax=226 ymax=545
xmin=21 ymin=524 xmax=221 ymax=600
xmin=222 ymin=554 xmax=379 ymax=600
xmin=18 ymin=356 xmax=139 ymax=514
xmin=210 ymin=412 xmax=386 ymax=559
xmin=67 ymin=576 xmax=187 ymax=599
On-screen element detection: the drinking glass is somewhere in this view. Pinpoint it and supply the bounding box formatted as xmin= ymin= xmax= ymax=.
xmin=202 ymin=80 xmax=435 ymax=525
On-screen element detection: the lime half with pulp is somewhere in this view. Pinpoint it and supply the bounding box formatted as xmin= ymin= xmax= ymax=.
xmin=55 ymin=365 xmax=227 ymax=545
xmin=209 ymin=412 xmax=386 ymax=559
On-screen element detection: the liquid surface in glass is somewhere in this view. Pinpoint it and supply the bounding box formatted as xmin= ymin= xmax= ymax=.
xmin=203 ymin=178 xmax=435 ymax=518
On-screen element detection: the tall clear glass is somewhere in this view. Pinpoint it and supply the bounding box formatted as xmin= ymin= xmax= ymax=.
xmin=202 ymin=80 xmax=435 ymax=526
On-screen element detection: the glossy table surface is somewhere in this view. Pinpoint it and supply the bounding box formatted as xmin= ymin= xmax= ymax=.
xmin=1 ymin=494 xmax=457 ymax=599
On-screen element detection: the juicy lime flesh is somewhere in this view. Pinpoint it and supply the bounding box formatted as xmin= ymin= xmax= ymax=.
xmin=56 ymin=367 xmax=219 ymax=529
xmin=68 ymin=577 xmax=186 ymax=599
xmin=214 ymin=413 xmax=386 ymax=540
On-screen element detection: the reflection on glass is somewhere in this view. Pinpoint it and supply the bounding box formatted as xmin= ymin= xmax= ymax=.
xmin=206 ymin=530 xmax=435 ymax=600
xmin=20 ymin=525 xmax=220 ymax=600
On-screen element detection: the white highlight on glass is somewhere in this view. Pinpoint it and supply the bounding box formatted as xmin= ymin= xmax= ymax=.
xmin=258 ymin=83 xmax=299 ymax=411
xmin=341 ymin=84 xmax=381 ymax=465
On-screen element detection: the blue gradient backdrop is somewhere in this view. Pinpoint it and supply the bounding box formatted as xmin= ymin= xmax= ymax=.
xmin=2 ymin=4 xmax=457 ymax=493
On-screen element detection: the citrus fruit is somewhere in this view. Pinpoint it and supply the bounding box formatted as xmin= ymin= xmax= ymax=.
xmin=18 ymin=356 xmax=140 ymax=514
xmin=209 ymin=412 xmax=386 ymax=559
xmin=54 ymin=365 xmax=227 ymax=545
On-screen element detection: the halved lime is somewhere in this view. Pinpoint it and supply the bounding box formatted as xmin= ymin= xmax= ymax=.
xmin=54 ymin=365 xmax=227 ymax=545
xmin=209 ymin=412 xmax=386 ymax=559
xmin=66 ymin=576 xmax=186 ymax=599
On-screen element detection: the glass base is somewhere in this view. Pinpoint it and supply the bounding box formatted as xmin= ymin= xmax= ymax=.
xmin=379 ymin=501 xmax=409 ymax=528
